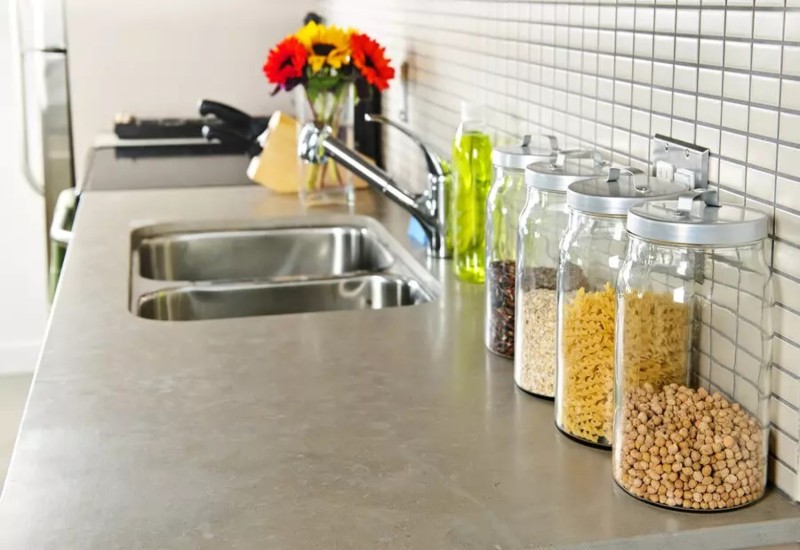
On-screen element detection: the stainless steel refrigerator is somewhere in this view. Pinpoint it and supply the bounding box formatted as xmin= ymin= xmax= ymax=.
xmin=11 ymin=0 xmax=75 ymax=296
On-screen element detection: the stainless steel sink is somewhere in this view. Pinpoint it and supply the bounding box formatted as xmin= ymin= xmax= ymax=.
xmin=136 ymin=274 xmax=431 ymax=321
xmin=129 ymin=215 xmax=439 ymax=321
xmin=137 ymin=225 xmax=393 ymax=281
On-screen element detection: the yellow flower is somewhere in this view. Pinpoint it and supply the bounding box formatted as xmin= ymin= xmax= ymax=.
xmin=294 ymin=21 xmax=351 ymax=73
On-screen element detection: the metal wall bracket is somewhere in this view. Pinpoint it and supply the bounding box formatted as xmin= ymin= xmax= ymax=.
xmin=651 ymin=134 xmax=709 ymax=189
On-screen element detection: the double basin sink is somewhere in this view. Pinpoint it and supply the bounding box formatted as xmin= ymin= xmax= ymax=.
xmin=129 ymin=215 xmax=439 ymax=321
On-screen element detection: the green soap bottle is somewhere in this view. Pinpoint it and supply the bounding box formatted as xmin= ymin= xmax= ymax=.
xmin=451 ymin=103 xmax=493 ymax=283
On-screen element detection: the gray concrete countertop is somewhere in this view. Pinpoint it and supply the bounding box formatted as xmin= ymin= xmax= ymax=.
xmin=0 ymin=186 xmax=797 ymax=549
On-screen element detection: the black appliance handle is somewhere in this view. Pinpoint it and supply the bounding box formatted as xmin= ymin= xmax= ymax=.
xmin=201 ymin=125 xmax=262 ymax=158
xmin=198 ymin=99 xmax=254 ymax=130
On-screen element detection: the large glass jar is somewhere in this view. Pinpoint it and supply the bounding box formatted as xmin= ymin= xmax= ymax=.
xmin=555 ymin=170 xmax=688 ymax=448
xmin=613 ymin=190 xmax=772 ymax=511
xmin=484 ymin=135 xmax=559 ymax=358
xmin=514 ymin=151 xmax=604 ymax=396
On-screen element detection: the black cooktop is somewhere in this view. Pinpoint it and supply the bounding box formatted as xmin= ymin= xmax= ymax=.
xmin=82 ymin=142 xmax=254 ymax=191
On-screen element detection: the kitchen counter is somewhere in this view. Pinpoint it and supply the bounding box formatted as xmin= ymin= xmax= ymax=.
xmin=0 ymin=185 xmax=798 ymax=549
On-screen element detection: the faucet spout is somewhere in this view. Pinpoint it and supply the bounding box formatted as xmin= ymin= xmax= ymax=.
xmin=297 ymin=122 xmax=450 ymax=258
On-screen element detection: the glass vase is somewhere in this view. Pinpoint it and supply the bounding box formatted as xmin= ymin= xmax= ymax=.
xmin=294 ymin=84 xmax=355 ymax=207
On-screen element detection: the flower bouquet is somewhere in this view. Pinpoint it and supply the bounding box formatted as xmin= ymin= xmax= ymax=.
xmin=264 ymin=21 xmax=395 ymax=206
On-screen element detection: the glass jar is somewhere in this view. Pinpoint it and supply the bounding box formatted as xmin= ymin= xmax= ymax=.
xmin=555 ymin=170 xmax=689 ymax=448
xmin=514 ymin=151 xmax=605 ymax=396
xmin=484 ymin=135 xmax=559 ymax=358
xmin=613 ymin=190 xmax=772 ymax=511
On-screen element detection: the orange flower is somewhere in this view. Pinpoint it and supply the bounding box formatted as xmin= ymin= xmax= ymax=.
xmin=263 ymin=37 xmax=307 ymax=92
xmin=349 ymin=33 xmax=395 ymax=91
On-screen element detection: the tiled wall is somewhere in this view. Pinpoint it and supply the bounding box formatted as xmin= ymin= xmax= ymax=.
xmin=320 ymin=0 xmax=800 ymax=501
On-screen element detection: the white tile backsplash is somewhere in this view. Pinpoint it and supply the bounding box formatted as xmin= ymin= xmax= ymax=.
xmin=323 ymin=0 xmax=800 ymax=502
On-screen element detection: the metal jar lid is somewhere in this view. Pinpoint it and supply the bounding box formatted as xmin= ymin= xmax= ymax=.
xmin=627 ymin=189 xmax=769 ymax=246
xmin=492 ymin=134 xmax=559 ymax=170
xmin=525 ymin=150 xmax=608 ymax=193
xmin=567 ymin=168 xmax=689 ymax=216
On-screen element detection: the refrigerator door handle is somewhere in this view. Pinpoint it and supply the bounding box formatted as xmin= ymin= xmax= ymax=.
xmin=50 ymin=188 xmax=75 ymax=245
xmin=10 ymin=0 xmax=45 ymax=195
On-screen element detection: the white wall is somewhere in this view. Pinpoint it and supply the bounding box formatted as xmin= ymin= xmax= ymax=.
xmin=0 ymin=1 xmax=49 ymax=374
xmin=66 ymin=0 xmax=318 ymax=181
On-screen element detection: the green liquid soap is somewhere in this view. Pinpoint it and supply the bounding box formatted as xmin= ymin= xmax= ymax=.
xmin=451 ymin=130 xmax=493 ymax=283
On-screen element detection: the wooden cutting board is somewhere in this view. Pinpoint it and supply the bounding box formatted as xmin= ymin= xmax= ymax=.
xmin=247 ymin=111 xmax=370 ymax=193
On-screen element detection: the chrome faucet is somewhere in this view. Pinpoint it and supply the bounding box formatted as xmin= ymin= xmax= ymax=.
xmin=297 ymin=115 xmax=450 ymax=258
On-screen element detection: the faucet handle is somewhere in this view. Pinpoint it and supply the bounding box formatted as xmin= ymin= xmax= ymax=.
xmin=364 ymin=113 xmax=446 ymax=179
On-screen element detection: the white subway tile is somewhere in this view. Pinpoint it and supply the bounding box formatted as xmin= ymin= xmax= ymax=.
xmin=697 ymin=96 xmax=722 ymax=126
xmin=784 ymin=47 xmax=800 ymax=78
xmin=653 ymin=35 xmax=675 ymax=61
xmin=754 ymin=11 xmax=785 ymax=41
xmin=774 ymin=244 xmax=800 ymax=292
xmin=652 ymin=62 xmax=674 ymax=88
xmin=695 ymin=124 xmax=721 ymax=152
xmin=775 ymin=336 xmax=800 ymax=378
xmin=748 ymin=138 xmax=778 ymax=171
xmin=750 ymin=76 xmax=781 ymax=108
xmin=726 ymin=10 xmax=753 ymax=39
xmin=672 ymin=92 xmax=696 ymax=120
xmin=752 ymin=43 xmax=783 ymax=75
xmin=635 ymin=7 xmax=655 ymax=32
xmin=723 ymin=71 xmax=750 ymax=102
xmin=676 ymin=8 xmax=700 ymax=33
xmin=747 ymin=167 xmax=776 ymax=202
xmin=720 ymin=159 xmax=747 ymax=191
xmin=778 ymin=145 xmax=800 ymax=178
xmin=780 ymin=112 xmax=800 ymax=147
xmin=777 ymin=312 xmax=800 ymax=378
xmin=771 ymin=396 xmax=799 ymax=439
xmin=652 ymin=88 xmax=673 ymax=115
xmin=786 ymin=11 xmax=800 ymax=42
xmin=776 ymin=177 xmax=800 ymax=213
xmin=772 ymin=427 xmax=799 ymax=469
xmin=672 ymin=119 xmax=695 ymax=143
xmin=721 ymin=131 xmax=748 ymax=161
xmin=699 ymin=68 xmax=723 ymax=96
xmin=618 ymin=7 xmax=636 ymax=30
xmin=775 ymin=208 xmax=800 ymax=244
xmin=725 ymin=41 xmax=752 ymax=71
xmin=701 ymin=9 xmax=725 ymax=37
xmin=675 ymin=37 xmax=698 ymax=64
xmin=749 ymin=107 xmax=779 ymax=139
xmin=699 ymin=39 xmax=724 ymax=66
xmin=616 ymin=32 xmax=634 ymax=56
xmin=772 ymin=364 xmax=800 ymax=409
xmin=780 ymin=79 xmax=800 ymax=111
xmin=721 ymin=101 xmax=749 ymax=132
xmin=634 ymin=33 xmax=654 ymax=58
xmin=771 ymin=460 xmax=798 ymax=503
xmin=655 ymin=8 xmax=677 ymax=33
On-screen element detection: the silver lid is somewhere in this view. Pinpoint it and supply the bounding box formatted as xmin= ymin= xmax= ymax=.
xmin=627 ymin=189 xmax=769 ymax=246
xmin=525 ymin=150 xmax=607 ymax=193
xmin=567 ymin=168 xmax=689 ymax=216
xmin=492 ymin=134 xmax=558 ymax=170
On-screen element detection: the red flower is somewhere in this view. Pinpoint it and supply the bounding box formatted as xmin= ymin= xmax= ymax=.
xmin=350 ymin=33 xmax=395 ymax=92
xmin=263 ymin=37 xmax=307 ymax=92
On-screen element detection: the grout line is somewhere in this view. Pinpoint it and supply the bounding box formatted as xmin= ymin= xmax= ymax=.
xmin=773 ymin=362 xmax=800 ymax=383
